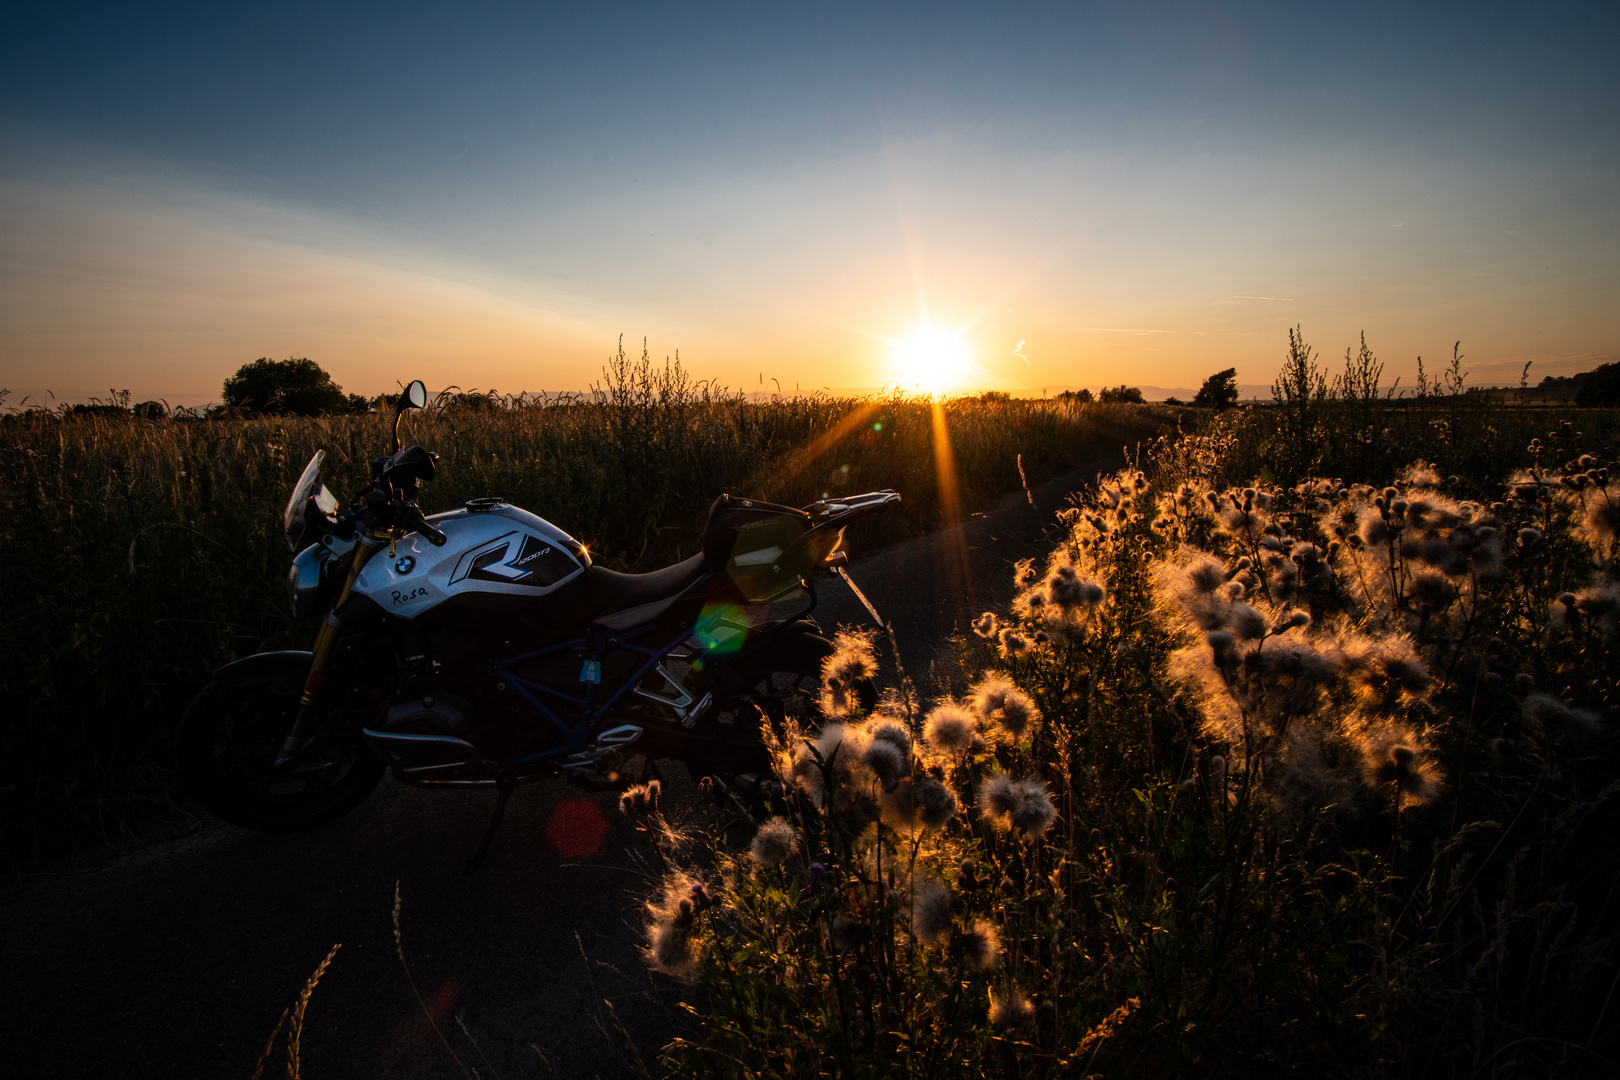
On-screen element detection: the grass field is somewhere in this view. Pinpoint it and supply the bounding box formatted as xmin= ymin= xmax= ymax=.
xmin=0 ymin=349 xmax=1175 ymax=863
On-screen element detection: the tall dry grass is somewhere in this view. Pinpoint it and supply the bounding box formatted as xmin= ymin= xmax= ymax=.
xmin=0 ymin=344 xmax=1172 ymax=863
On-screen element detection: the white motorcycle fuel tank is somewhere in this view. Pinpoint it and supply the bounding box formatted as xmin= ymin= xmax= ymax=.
xmin=353 ymin=501 xmax=588 ymax=620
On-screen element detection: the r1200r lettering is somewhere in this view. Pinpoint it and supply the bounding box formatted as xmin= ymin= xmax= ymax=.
xmin=176 ymin=380 xmax=897 ymax=865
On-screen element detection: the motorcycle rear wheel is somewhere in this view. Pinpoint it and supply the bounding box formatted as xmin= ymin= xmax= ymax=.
xmin=176 ymin=677 xmax=385 ymax=832
xmin=692 ymin=630 xmax=873 ymax=789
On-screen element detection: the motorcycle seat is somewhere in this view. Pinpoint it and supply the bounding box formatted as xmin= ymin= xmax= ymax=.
xmin=582 ymin=552 xmax=711 ymax=630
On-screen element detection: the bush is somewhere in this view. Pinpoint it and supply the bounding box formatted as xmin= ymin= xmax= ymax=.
xmin=222 ymin=357 xmax=350 ymax=416
xmin=637 ymin=429 xmax=1620 ymax=1075
xmin=1098 ymin=385 xmax=1144 ymax=404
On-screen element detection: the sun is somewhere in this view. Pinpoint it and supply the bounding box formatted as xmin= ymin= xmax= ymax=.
xmin=889 ymin=324 xmax=971 ymax=394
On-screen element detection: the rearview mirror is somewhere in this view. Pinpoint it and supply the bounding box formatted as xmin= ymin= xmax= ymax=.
xmin=392 ymin=380 xmax=428 ymax=453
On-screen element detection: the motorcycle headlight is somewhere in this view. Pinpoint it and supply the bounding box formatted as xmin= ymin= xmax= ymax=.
xmin=287 ymin=545 xmax=328 ymax=620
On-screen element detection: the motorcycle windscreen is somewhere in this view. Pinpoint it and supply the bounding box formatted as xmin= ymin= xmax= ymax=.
xmin=283 ymin=450 xmax=337 ymax=550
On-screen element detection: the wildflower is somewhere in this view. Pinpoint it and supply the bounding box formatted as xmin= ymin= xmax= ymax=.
xmin=790 ymin=723 xmax=864 ymax=806
xmin=1582 ymin=487 xmax=1620 ymax=542
xmin=912 ymin=878 xmax=954 ymax=943
xmin=645 ymin=873 xmax=707 ymax=977
xmin=957 ymin=857 xmax=979 ymax=891
xmin=618 ymin=779 xmax=661 ymax=817
xmin=915 ymin=775 xmax=959 ymax=829
xmin=883 ymin=773 xmax=960 ymax=831
xmin=969 ymin=672 xmax=1016 ymax=714
xmin=953 ymin=920 xmax=1000 ymax=971
xmin=750 ymin=816 xmax=798 ymax=866
xmin=861 ymin=737 xmax=908 ymax=790
xmin=1254 ymin=642 xmax=1339 ymax=686
xmin=869 ymin=718 xmax=912 ymax=756
xmin=1049 ymin=570 xmax=1106 ymax=612
xmin=819 ymin=631 xmax=877 ymax=716
xmin=989 ymin=984 xmax=1035 ymax=1030
xmin=1343 ymin=634 xmax=1433 ymax=709
xmin=1400 ymin=463 xmax=1444 ymax=489
xmin=1226 ymin=603 xmax=1267 ymax=641
xmin=1522 ymin=692 xmax=1604 ymax=737
xmin=1518 ymin=527 xmax=1542 ymax=546
xmin=971 ymin=611 xmax=998 ymax=637
xmin=1572 ymin=583 xmax=1620 ymax=632
xmin=925 ymin=702 xmax=978 ymax=753
xmin=970 ymin=674 xmax=1041 ymax=743
xmin=1361 ymin=730 xmax=1443 ymax=807
xmin=980 ymin=772 xmax=1017 ymax=820
xmin=979 ymin=774 xmax=1057 ymax=839
xmin=997 ymin=628 xmax=1030 ymax=657
xmin=1409 ymin=571 xmax=1458 ymax=609
xmin=1187 ymin=558 xmax=1226 ymax=595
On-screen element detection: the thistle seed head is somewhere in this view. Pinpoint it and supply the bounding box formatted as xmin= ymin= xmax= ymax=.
xmin=925 ymin=702 xmax=978 ymax=754
xmin=912 ymin=878 xmax=954 ymax=943
xmin=989 ymin=984 xmax=1035 ymax=1030
xmin=749 ymin=816 xmax=799 ymax=867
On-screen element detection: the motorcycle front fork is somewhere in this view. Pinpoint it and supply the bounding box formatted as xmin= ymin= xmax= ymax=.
xmin=275 ymin=534 xmax=387 ymax=766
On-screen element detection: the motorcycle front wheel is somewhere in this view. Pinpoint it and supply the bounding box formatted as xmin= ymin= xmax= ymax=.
xmin=176 ymin=675 xmax=386 ymax=832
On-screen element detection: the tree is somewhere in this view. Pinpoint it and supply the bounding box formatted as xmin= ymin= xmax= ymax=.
xmin=222 ymin=358 xmax=349 ymax=415
xmin=1058 ymin=388 xmax=1094 ymax=403
xmin=1576 ymin=362 xmax=1620 ymax=407
xmin=1192 ymin=368 xmax=1239 ymax=409
xmin=1099 ymin=385 xmax=1144 ymax=404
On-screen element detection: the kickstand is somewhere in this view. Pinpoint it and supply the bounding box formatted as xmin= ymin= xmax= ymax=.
xmin=464 ymin=779 xmax=514 ymax=874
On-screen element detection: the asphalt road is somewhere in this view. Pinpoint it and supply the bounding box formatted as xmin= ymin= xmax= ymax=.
xmin=0 ymin=456 xmax=1116 ymax=1080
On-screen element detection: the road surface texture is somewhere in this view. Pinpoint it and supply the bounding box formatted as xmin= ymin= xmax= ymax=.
xmin=1 ymin=456 xmax=1118 ymax=1080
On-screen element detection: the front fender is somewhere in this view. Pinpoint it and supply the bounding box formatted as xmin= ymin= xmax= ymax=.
xmin=210 ymin=650 xmax=313 ymax=692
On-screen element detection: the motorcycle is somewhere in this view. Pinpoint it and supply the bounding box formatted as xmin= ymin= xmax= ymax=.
xmin=176 ymin=379 xmax=898 ymax=866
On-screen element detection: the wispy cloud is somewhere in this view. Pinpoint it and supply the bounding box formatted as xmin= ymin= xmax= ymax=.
xmin=1012 ymin=339 xmax=1028 ymax=362
xmin=1067 ymin=327 xmax=1177 ymax=334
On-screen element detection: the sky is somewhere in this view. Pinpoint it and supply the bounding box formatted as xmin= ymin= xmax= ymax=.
xmin=2 ymin=1 xmax=1617 ymax=405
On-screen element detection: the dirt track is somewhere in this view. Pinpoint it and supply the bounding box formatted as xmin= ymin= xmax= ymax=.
xmin=0 ymin=456 xmax=1116 ymax=1079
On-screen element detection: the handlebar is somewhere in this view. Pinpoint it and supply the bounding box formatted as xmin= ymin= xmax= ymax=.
xmin=399 ymin=504 xmax=449 ymax=547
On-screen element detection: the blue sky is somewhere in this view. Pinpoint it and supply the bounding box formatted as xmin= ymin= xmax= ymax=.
xmin=2 ymin=1 xmax=1616 ymax=403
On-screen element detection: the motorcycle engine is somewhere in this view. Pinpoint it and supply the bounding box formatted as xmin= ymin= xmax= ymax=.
xmin=382 ymin=692 xmax=472 ymax=736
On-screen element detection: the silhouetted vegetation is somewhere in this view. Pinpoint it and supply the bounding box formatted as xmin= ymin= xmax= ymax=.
xmin=1098 ymin=385 xmax=1144 ymax=404
xmin=1192 ymin=366 xmax=1238 ymax=409
xmin=0 ymin=346 xmax=1173 ymax=862
xmin=222 ymin=357 xmax=354 ymax=416
xmin=1536 ymin=361 xmax=1620 ymax=407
